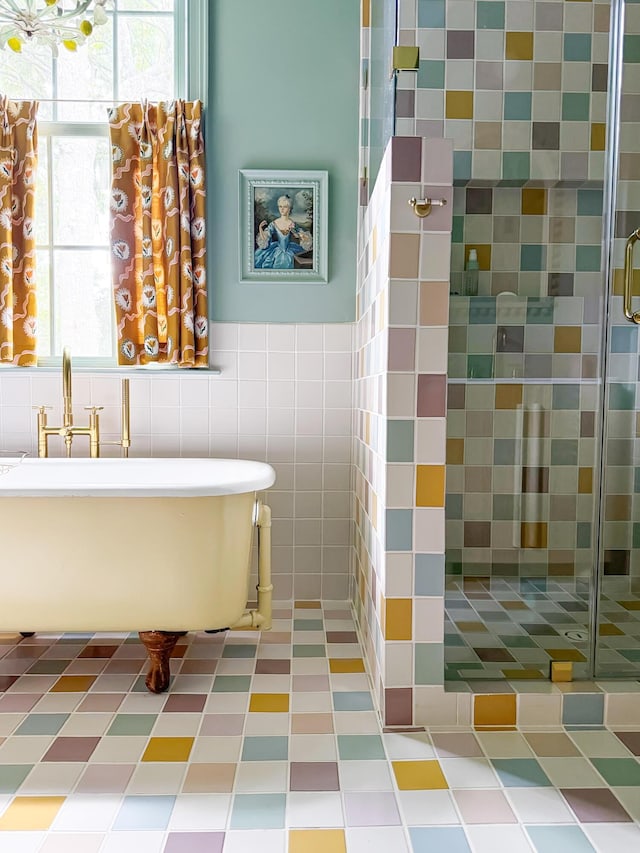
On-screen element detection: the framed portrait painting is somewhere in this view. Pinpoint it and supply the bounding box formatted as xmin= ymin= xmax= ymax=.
xmin=239 ymin=169 xmax=328 ymax=283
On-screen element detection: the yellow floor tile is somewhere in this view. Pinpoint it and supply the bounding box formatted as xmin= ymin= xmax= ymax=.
xmin=249 ymin=693 xmax=290 ymax=713
xmin=599 ymin=623 xmax=624 ymax=636
xmin=289 ymin=829 xmax=346 ymax=853
xmin=545 ymin=649 xmax=587 ymax=663
xmin=474 ymin=694 xmax=517 ymax=727
xmin=501 ymin=669 xmax=546 ymax=680
xmin=295 ymin=601 xmax=322 ymax=609
xmin=392 ymin=760 xmax=448 ymax=790
xmin=0 ymin=797 xmax=65 ymax=831
xmin=329 ymin=658 xmax=365 ymax=673
xmin=142 ymin=737 xmax=194 ymax=762
xmin=50 ymin=675 xmax=97 ymax=692
xmin=619 ymin=601 xmax=640 ymax=611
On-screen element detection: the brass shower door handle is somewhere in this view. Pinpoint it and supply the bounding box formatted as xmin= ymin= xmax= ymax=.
xmin=623 ymin=229 xmax=640 ymax=324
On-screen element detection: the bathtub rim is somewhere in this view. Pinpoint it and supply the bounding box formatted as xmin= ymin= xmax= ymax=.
xmin=0 ymin=456 xmax=276 ymax=497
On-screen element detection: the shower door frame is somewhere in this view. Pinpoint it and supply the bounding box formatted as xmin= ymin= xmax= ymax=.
xmin=591 ymin=0 xmax=637 ymax=679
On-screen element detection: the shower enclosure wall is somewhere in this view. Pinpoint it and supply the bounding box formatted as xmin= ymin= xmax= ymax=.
xmin=444 ymin=0 xmax=640 ymax=682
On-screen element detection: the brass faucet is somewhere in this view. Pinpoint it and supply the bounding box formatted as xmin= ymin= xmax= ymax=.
xmin=35 ymin=348 xmax=131 ymax=458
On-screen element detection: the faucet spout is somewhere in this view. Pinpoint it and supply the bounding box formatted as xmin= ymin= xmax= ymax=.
xmin=62 ymin=347 xmax=73 ymax=429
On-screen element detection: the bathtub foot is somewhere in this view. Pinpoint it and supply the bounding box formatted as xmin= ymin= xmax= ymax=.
xmin=138 ymin=631 xmax=181 ymax=693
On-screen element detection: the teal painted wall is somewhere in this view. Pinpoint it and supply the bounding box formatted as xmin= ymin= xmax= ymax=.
xmin=208 ymin=0 xmax=359 ymax=323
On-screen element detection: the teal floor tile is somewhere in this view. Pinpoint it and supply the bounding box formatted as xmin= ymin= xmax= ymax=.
xmin=491 ymin=758 xmax=552 ymax=787
xmin=590 ymin=757 xmax=640 ymax=786
xmin=107 ymin=714 xmax=157 ymax=736
xmin=113 ymin=795 xmax=176 ymax=831
xmin=241 ymin=736 xmax=288 ymax=761
xmin=333 ymin=691 xmax=374 ymax=711
xmin=221 ymin=645 xmax=257 ymax=659
xmin=230 ymin=793 xmax=286 ymax=829
xmin=14 ymin=713 xmax=69 ymax=736
xmin=27 ymin=660 xmax=71 ymax=675
xmin=409 ymin=827 xmax=471 ymax=853
xmin=293 ymin=644 xmax=326 ymax=657
xmin=0 ymin=765 xmax=33 ymax=793
xmin=211 ymin=676 xmax=252 ymax=693
xmin=338 ymin=734 xmax=386 ymax=760
xmin=525 ymin=825 xmax=595 ymax=852
xmin=293 ymin=619 xmax=324 ymax=630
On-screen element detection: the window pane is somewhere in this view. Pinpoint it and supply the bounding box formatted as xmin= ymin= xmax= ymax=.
xmin=0 ymin=46 xmax=53 ymax=120
xmin=117 ymin=15 xmax=174 ymax=100
xmin=35 ymin=139 xmax=49 ymax=246
xmin=36 ymin=251 xmax=51 ymax=358
xmin=53 ymin=250 xmax=113 ymax=358
xmin=56 ymin=18 xmax=115 ymax=121
xmin=117 ymin=0 xmax=175 ymax=10
xmin=51 ymin=137 xmax=110 ymax=246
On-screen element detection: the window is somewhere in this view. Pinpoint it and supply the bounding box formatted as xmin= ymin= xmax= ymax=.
xmin=0 ymin=0 xmax=188 ymax=364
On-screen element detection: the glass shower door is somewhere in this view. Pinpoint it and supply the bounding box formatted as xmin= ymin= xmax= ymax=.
xmin=594 ymin=0 xmax=640 ymax=677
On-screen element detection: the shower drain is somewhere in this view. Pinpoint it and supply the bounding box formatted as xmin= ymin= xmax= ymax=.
xmin=562 ymin=629 xmax=588 ymax=642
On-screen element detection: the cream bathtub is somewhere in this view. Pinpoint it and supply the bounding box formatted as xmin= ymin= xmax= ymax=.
xmin=0 ymin=457 xmax=275 ymax=691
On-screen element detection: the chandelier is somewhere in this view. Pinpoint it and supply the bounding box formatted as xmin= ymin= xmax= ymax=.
xmin=0 ymin=0 xmax=109 ymax=54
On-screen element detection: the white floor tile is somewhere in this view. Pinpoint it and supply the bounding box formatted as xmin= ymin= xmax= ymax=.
xmin=536 ymin=757 xmax=607 ymax=788
xmin=398 ymin=790 xmax=461 ymax=826
xmin=465 ymin=824 xmax=534 ymax=853
xmin=0 ymin=832 xmax=45 ymax=852
xmin=382 ymin=732 xmax=436 ymax=760
xmin=150 ymin=713 xmax=202 ymax=736
xmin=569 ymin=730 xmax=633 ymax=758
xmin=440 ymin=757 xmax=500 ymax=789
xmin=190 ymin=736 xmax=242 ymax=763
xmin=244 ymin=713 xmax=290 ymax=736
xmin=126 ymin=762 xmax=187 ymax=794
xmin=286 ymin=791 xmax=344 ymax=827
xmin=0 ymin=735 xmax=54 ymax=763
xmin=234 ymin=761 xmax=289 ymax=793
xmin=505 ymin=787 xmax=576 ymax=824
xmin=334 ymin=711 xmax=380 ymax=734
xmin=168 ymin=793 xmax=231 ymax=830
xmin=222 ymin=829 xmax=286 ymax=853
xmin=476 ymin=732 xmax=535 ymax=758
xmin=346 ymin=826 xmax=410 ymax=853
xmin=583 ymin=822 xmax=640 ymax=853
xmin=89 ymin=736 xmax=148 ymax=764
xmin=100 ymin=830 xmax=165 ymax=853
xmin=51 ymin=794 xmax=122 ymax=832
xmin=289 ymin=734 xmax=337 ymax=761
xmin=20 ymin=763 xmax=84 ymax=795
xmin=339 ymin=760 xmax=393 ymax=791
xmin=39 ymin=832 xmax=104 ymax=853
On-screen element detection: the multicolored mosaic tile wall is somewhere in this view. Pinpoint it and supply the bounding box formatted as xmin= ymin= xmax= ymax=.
xmin=395 ymin=0 xmax=611 ymax=186
xmin=353 ymin=134 xmax=453 ymax=724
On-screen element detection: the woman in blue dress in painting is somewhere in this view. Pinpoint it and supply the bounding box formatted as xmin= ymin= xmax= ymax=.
xmin=254 ymin=194 xmax=312 ymax=270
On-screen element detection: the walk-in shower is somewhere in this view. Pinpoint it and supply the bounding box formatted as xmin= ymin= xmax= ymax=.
xmin=444 ymin=0 xmax=640 ymax=682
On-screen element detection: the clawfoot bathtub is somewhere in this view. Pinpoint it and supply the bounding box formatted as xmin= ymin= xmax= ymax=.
xmin=0 ymin=457 xmax=275 ymax=693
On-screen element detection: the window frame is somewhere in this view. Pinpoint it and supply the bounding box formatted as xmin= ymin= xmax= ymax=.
xmin=14 ymin=0 xmax=208 ymax=370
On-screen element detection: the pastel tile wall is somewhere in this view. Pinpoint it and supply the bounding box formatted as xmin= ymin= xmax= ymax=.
xmin=353 ymin=135 xmax=453 ymax=725
xmin=395 ymin=0 xmax=609 ymax=186
xmin=0 ymin=323 xmax=354 ymax=604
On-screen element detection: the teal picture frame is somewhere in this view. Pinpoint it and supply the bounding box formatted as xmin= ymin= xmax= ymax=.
xmin=239 ymin=169 xmax=328 ymax=283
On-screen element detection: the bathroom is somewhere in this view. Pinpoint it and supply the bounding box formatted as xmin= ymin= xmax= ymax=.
xmin=0 ymin=0 xmax=638 ymax=851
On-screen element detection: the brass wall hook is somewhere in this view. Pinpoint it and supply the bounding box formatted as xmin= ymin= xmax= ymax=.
xmin=408 ymin=196 xmax=447 ymax=218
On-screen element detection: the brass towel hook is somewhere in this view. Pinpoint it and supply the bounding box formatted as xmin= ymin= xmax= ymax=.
xmin=408 ymin=196 xmax=447 ymax=218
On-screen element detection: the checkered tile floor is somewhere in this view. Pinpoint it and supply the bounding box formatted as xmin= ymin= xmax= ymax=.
xmin=445 ymin=577 xmax=640 ymax=682
xmin=0 ymin=603 xmax=639 ymax=851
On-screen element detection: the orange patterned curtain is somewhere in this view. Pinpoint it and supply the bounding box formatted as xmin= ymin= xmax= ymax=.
xmin=108 ymin=100 xmax=208 ymax=366
xmin=0 ymin=98 xmax=38 ymax=366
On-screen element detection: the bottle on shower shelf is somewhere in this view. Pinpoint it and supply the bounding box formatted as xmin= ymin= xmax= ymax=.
xmin=463 ymin=248 xmax=479 ymax=296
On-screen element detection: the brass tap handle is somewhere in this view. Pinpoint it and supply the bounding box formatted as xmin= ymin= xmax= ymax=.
xmin=83 ymin=406 xmax=105 ymax=414
xmin=32 ymin=405 xmax=52 ymax=413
